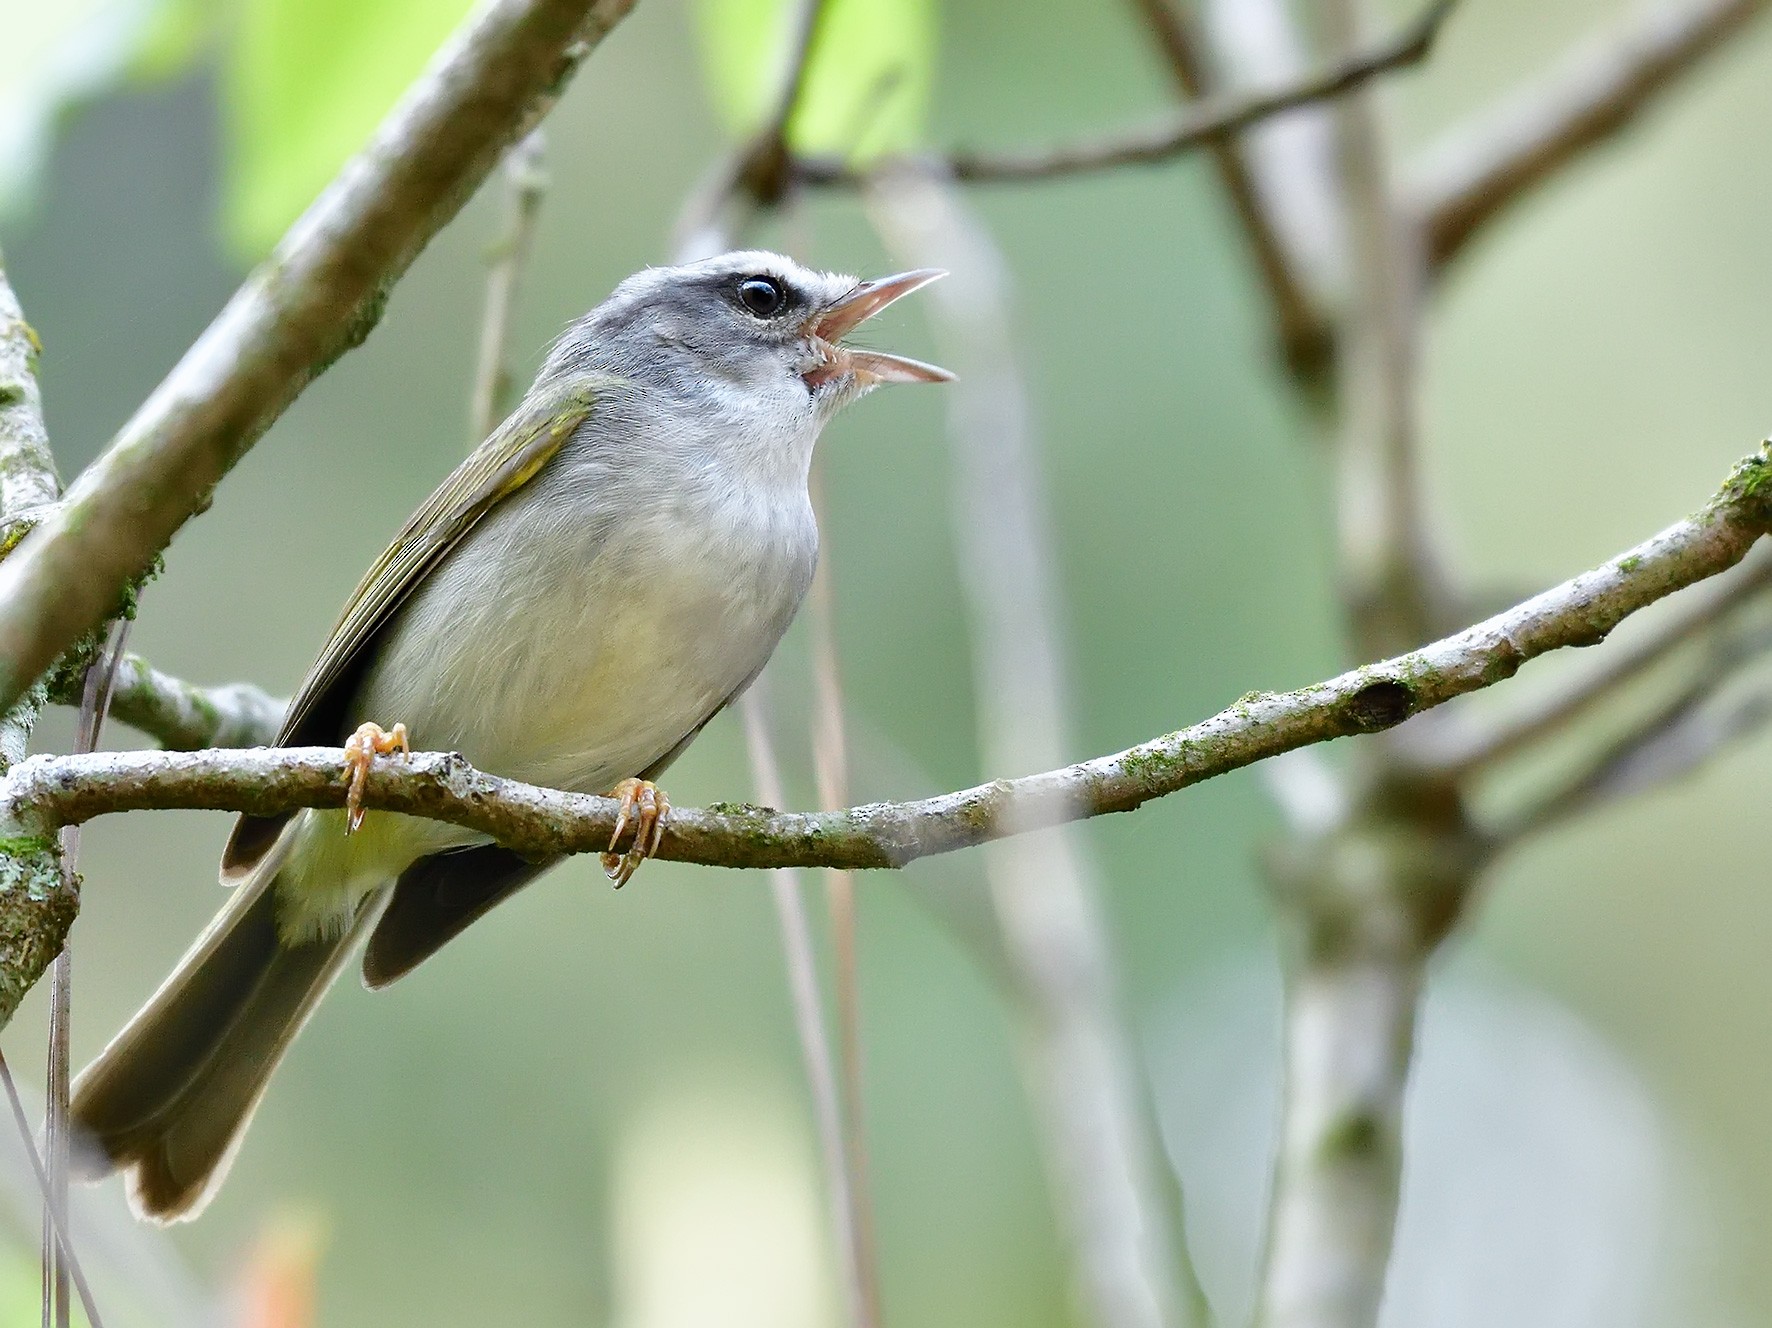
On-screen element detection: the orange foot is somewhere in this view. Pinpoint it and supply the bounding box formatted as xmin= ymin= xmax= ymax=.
xmin=602 ymin=777 xmax=670 ymax=888
xmin=343 ymin=720 xmax=409 ymax=834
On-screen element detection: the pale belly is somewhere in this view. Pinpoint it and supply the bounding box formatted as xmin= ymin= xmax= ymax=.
xmin=274 ymin=468 xmax=817 ymax=937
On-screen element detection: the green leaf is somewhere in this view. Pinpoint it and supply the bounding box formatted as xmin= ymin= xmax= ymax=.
xmin=222 ymin=0 xmax=477 ymax=258
xmin=692 ymin=0 xmax=934 ymax=160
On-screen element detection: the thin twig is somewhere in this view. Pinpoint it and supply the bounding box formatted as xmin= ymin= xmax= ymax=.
xmin=1423 ymin=549 xmax=1772 ymax=775
xmin=0 ymin=448 xmax=1767 ymax=896
xmin=740 ymin=690 xmax=874 ymax=1328
xmin=1126 ymin=0 xmax=1332 ymax=375
xmin=469 ymin=129 xmax=550 ymax=444
xmin=0 ymin=1051 xmax=103 ymax=1328
xmin=870 ymin=168 xmax=1206 ymax=1327
xmin=1410 ymin=0 xmax=1766 ymax=274
xmin=44 ymin=620 xmax=126 ymax=1328
xmin=806 ymin=465 xmax=883 ymax=1328
xmin=1493 ymin=617 xmax=1772 ymax=843
xmin=0 ymin=0 xmax=638 ymax=719
xmin=792 ymin=0 xmax=1456 ymax=188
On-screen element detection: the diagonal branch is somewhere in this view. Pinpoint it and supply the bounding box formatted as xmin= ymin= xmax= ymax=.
xmin=0 ymin=0 xmax=638 ymax=717
xmin=792 ymin=0 xmax=1457 ymax=188
xmin=1411 ymin=0 xmax=1766 ymax=274
xmin=4 ymin=446 xmax=1768 ymax=887
xmin=49 ymin=653 xmax=285 ymax=751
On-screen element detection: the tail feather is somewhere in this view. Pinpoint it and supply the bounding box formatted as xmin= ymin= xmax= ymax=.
xmin=71 ymin=864 xmax=380 ymax=1222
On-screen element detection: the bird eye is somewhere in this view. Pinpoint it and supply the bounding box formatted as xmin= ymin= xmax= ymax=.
xmin=737 ymin=275 xmax=788 ymax=317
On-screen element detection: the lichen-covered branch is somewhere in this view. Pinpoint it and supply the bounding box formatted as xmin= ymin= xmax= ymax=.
xmin=0 ymin=256 xmax=75 ymax=1030
xmin=0 ymin=0 xmax=638 ymax=718
xmin=2 ymin=446 xmax=1766 ymax=880
xmin=792 ymin=0 xmax=1455 ymax=188
xmin=76 ymin=654 xmax=285 ymax=751
xmin=1410 ymin=0 xmax=1766 ymax=273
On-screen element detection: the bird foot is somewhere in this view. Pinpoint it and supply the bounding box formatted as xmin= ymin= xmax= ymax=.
xmin=602 ymin=778 xmax=669 ymax=887
xmin=343 ymin=721 xmax=409 ymax=834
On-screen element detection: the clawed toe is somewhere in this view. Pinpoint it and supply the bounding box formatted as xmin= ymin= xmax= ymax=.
xmin=342 ymin=721 xmax=409 ymax=834
xmin=601 ymin=777 xmax=670 ymax=887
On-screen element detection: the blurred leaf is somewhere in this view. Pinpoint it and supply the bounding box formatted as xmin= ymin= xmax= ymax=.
xmin=692 ymin=0 xmax=933 ymax=159
xmin=128 ymin=0 xmax=225 ymax=81
xmin=0 ymin=0 xmax=167 ymax=219
xmin=222 ymin=0 xmax=476 ymax=257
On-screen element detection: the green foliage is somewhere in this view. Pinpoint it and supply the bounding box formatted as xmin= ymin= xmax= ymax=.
xmin=692 ymin=0 xmax=933 ymax=158
xmin=222 ymin=0 xmax=476 ymax=256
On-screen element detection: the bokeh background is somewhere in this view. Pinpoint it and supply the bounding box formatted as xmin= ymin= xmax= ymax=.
xmin=3 ymin=0 xmax=1772 ymax=1323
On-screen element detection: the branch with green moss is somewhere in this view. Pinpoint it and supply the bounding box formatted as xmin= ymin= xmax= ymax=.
xmin=0 ymin=0 xmax=638 ymax=723
xmin=0 ymin=259 xmax=77 ymax=1028
xmin=2 ymin=447 xmax=1767 ymax=881
xmin=49 ymin=653 xmax=284 ymax=751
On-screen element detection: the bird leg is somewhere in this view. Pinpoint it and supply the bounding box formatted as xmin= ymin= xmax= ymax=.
xmin=342 ymin=721 xmax=410 ymax=834
xmin=602 ymin=777 xmax=670 ymax=887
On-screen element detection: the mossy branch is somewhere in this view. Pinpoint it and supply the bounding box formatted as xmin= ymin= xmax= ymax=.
xmin=5 ymin=446 xmax=1769 ymax=873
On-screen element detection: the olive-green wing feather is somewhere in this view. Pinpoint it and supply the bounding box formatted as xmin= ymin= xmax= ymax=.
xmin=221 ymin=377 xmax=604 ymax=877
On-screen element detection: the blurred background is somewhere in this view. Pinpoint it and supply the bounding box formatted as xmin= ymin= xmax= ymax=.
xmin=3 ymin=0 xmax=1772 ymax=1323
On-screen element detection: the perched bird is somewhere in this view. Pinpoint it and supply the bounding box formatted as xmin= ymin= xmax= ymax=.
xmin=70 ymin=251 xmax=950 ymax=1221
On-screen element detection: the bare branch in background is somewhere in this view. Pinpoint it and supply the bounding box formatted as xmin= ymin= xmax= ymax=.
xmin=1253 ymin=0 xmax=1456 ymax=1319
xmin=0 ymin=0 xmax=638 ymax=718
xmin=469 ymin=129 xmax=550 ymax=444
xmin=1325 ymin=15 xmax=1444 ymax=662
xmin=1420 ymin=548 xmax=1772 ymax=776
xmin=1411 ymin=0 xmax=1766 ymax=275
xmin=872 ymin=166 xmax=1208 ymax=1328
xmin=793 ymin=0 xmax=1456 ymax=189
xmin=1127 ymin=0 xmax=1333 ymax=375
xmin=1492 ymin=616 xmax=1772 ymax=845
xmin=1202 ymin=0 xmax=1350 ymax=324
xmin=673 ymin=0 xmax=835 ymax=259
xmin=0 ymin=447 xmax=1766 ymax=906
xmin=0 ymin=1052 xmax=102 ymax=1328
xmin=740 ymin=690 xmax=876 ymax=1328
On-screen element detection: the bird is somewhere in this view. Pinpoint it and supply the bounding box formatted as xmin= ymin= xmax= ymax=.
xmin=69 ymin=250 xmax=951 ymax=1221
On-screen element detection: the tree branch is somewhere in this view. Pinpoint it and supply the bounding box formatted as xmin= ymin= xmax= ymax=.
xmin=49 ymin=653 xmax=285 ymax=751
xmin=0 ymin=0 xmax=638 ymax=717
xmin=1126 ymin=0 xmax=1332 ymax=376
xmin=791 ymin=0 xmax=1457 ymax=188
xmin=0 ymin=256 xmax=76 ymax=1033
xmin=1410 ymin=0 xmax=1766 ymax=274
xmin=468 ymin=128 xmax=550 ymax=444
xmin=2 ymin=446 xmax=1766 ymax=880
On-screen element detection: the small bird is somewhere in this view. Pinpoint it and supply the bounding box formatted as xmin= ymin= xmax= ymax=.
xmin=70 ymin=251 xmax=951 ymax=1221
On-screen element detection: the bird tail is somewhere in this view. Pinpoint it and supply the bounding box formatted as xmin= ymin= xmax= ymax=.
xmin=70 ymin=859 xmax=379 ymax=1222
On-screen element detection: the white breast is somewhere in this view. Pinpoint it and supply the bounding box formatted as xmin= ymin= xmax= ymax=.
xmin=356 ymin=408 xmax=820 ymax=796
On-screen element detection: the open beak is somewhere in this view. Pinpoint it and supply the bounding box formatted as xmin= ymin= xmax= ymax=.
xmin=804 ymin=268 xmax=955 ymax=388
